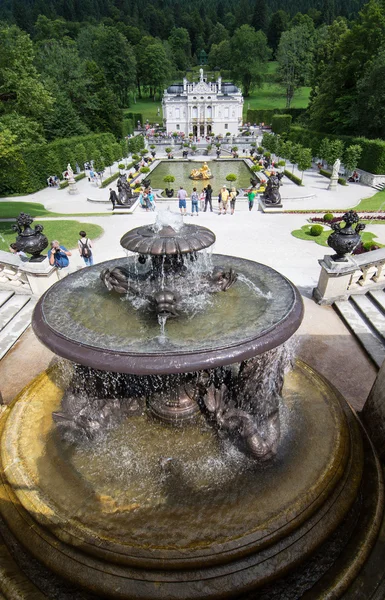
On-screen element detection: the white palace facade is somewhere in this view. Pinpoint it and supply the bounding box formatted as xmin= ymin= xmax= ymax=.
xmin=162 ymin=69 xmax=243 ymax=137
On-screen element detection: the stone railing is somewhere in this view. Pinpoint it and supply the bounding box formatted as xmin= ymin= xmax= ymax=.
xmin=0 ymin=250 xmax=60 ymax=296
xmin=313 ymin=248 xmax=385 ymax=304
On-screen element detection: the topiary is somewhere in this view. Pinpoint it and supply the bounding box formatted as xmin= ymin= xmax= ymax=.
xmin=323 ymin=213 xmax=334 ymax=222
xmin=165 ymin=147 xmax=172 ymax=153
xmin=132 ymin=154 xmax=140 ymax=161
xmin=140 ymin=166 xmax=150 ymax=173
xmin=118 ymin=163 xmax=125 ymax=170
xmin=257 ymin=146 xmax=264 ymax=153
xmin=226 ymin=173 xmax=237 ymax=181
xmin=251 ymin=165 xmax=263 ymax=172
xmin=310 ymin=224 xmax=324 ymax=237
xmin=278 ymin=160 xmax=285 ymax=167
xmin=163 ymin=175 xmax=175 ymax=183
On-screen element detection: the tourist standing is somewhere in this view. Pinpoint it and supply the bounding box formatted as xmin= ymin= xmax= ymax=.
xmin=199 ymin=188 xmax=206 ymax=211
xmin=247 ymin=187 xmax=257 ymax=211
xmin=177 ymin=186 xmax=187 ymax=215
xmin=191 ymin=187 xmax=199 ymax=216
xmin=109 ymin=188 xmax=118 ymax=209
xmin=220 ymin=185 xmax=229 ymax=214
xmin=78 ymin=231 xmax=94 ymax=267
xmin=230 ymin=187 xmax=237 ymax=215
xmin=204 ymin=184 xmax=213 ymax=212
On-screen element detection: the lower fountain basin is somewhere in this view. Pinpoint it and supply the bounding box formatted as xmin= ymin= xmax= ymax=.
xmin=32 ymin=255 xmax=303 ymax=375
xmin=0 ymin=361 xmax=380 ymax=600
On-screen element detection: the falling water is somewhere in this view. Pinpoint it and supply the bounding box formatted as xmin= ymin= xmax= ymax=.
xmin=237 ymin=272 xmax=272 ymax=299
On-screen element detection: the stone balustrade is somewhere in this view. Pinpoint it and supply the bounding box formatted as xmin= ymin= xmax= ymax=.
xmin=313 ymin=248 xmax=385 ymax=304
xmin=0 ymin=250 xmax=60 ymax=296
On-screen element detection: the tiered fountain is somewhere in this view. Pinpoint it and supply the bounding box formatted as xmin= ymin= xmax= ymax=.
xmin=0 ymin=213 xmax=382 ymax=599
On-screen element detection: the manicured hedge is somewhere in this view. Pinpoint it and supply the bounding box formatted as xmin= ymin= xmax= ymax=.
xmin=59 ymin=172 xmax=86 ymax=189
xmin=271 ymin=114 xmax=292 ymax=135
xmin=100 ymin=161 xmax=136 ymax=188
xmin=1 ymin=133 xmax=118 ymax=195
xmin=319 ymin=168 xmax=347 ymax=186
xmin=246 ymin=108 xmax=306 ymax=125
xmin=284 ymin=170 xmax=303 ymax=186
xmin=288 ymin=126 xmax=385 ymax=175
xmin=122 ymin=118 xmax=134 ymax=136
xmin=125 ymin=112 xmax=144 ymax=126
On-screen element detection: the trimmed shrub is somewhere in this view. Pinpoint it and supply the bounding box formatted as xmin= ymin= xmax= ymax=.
xmin=226 ymin=173 xmax=237 ymax=181
xmin=289 ymin=126 xmax=385 ymax=175
xmin=226 ymin=132 xmax=231 ymax=136
xmin=284 ymin=170 xmax=302 ymax=186
xmin=118 ymin=163 xmax=125 ymax=169
xmin=140 ymin=149 xmax=148 ymax=156
xmin=163 ymin=175 xmax=175 ymax=183
xmin=127 ymin=134 xmax=145 ymax=154
xmin=251 ymin=165 xmax=263 ymax=172
xmin=319 ymin=168 xmax=347 ymax=185
xmin=310 ymin=225 xmax=324 ymax=236
xmin=271 ymin=114 xmax=292 ymax=135
xmin=278 ymin=160 xmax=286 ymax=166
xmin=257 ymin=146 xmax=264 ymax=153
xmin=125 ymin=112 xmax=143 ymax=126
xmin=140 ymin=166 xmax=150 ymax=173
xmin=59 ymin=172 xmax=86 ymax=189
xmin=165 ymin=147 xmax=172 ymax=153
xmin=324 ymin=213 xmax=334 ymax=222
xmin=247 ymin=108 xmax=306 ymax=125
xmin=122 ymin=118 xmax=134 ymax=136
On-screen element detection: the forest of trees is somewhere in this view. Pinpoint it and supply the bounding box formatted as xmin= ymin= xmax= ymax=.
xmin=1 ymin=0 xmax=385 ymax=175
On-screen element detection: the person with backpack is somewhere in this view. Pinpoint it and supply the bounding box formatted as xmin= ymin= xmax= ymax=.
xmin=191 ymin=187 xmax=199 ymax=216
xmin=78 ymin=231 xmax=93 ymax=266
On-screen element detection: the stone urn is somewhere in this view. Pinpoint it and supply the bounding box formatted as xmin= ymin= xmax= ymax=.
xmin=327 ymin=210 xmax=365 ymax=262
xmin=12 ymin=213 xmax=48 ymax=262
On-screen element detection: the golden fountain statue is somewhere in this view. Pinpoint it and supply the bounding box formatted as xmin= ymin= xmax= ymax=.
xmin=189 ymin=162 xmax=213 ymax=180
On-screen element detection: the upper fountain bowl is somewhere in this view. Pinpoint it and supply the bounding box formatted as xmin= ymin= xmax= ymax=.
xmin=121 ymin=223 xmax=216 ymax=256
xmin=32 ymin=254 xmax=303 ymax=375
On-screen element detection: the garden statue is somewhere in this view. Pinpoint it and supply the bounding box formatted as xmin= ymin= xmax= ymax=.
xmin=190 ymin=162 xmax=213 ymax=180
xmin=327 ymin=210 xmax=365 ymax=261
xmin=263 ymin=173 xmax=283 ymax=205
xmin=12 ymin=213 xmax=48 ymax=262
xmin=116 ymin=174 xmax=138 ymax=207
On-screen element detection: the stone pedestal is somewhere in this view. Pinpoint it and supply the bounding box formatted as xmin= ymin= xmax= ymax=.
xmin=361 ymin=358 xmax=385 ymax=460
xmin=328 ymin=175 xmax=338 ymax=191
xmin=258 ymin=198 xmax=283 ymax=213
xmin=68 ymin=176 xmax=78 ymax=195
xmin=313 ymin=255 xmax=356 ymax=304
xmin=20 ymin=259 xmax=59 ymax=295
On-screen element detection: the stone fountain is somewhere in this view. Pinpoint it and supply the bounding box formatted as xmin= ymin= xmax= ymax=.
xmin=0 ymin=213 xmax=383 ymax=599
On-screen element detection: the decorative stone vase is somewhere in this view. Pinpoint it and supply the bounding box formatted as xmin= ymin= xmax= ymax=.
xmin=12 ymin=213 xmax=48 ymax=262
xmin=327 ymin=210 xmax=365 ymax=262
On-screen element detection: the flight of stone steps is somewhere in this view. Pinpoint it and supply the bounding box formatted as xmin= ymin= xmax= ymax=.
xmin=334 ymin=289 xmax=385 ymax=368
xmin=0 ymin=291 xmax=36 ymax=360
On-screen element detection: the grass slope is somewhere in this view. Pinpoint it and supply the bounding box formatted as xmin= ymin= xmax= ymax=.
xmin=0 ymin=221 xmax=104 ymax=252
xmin=291 ymin=224 xmax=383 ymax=248
xmin=352 ymin=190 xmax=385 ymax=212
xmin=0 ymin=201 xmax=110 ymax=219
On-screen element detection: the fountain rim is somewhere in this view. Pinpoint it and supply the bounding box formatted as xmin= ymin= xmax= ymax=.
xmin=32 ymin=255 xmax=304 ymax=375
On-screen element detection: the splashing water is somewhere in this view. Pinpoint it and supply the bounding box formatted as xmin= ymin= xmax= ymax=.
xmin=152 ymin=209 xmax=184 ymax=233
xmin=157 ymin=314 xmax=168 ymax=344
xmin=237 ymin=273 xmax=272 ymax=299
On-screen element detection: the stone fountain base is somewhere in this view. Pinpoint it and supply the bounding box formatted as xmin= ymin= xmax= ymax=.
xmin=0 ymin=361 xmax=383 ymax=599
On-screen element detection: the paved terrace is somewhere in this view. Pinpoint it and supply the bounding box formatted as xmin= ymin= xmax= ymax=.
xmin=0 ymin=156 xmax=383 ymax=410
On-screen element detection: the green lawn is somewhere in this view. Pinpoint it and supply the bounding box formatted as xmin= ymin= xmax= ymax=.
xmin=0 ymin=201 xmax=110 ymax=218
xmin=244 ymin=83 xmax=311 ymax=114
xmin=352 ymin=190 xmax=385 ymax=212
xmin=291 ymin=224 xmax=383 ymax=248
xmin=0 ymin=221 xmax=104 ymax=252
xmin=0 ymin=202 xmax=63 ymax=218
xmin=124 ymin=98 xmax=162 ymax=124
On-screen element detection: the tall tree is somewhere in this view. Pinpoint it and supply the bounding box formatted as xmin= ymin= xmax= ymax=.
xmin=267 ymin=10 xmax=289 ymax=55
xmin=251 ymin=0 xmax=268 ymax=33
xmin=276 ymin=23 xmax=315 ymax=107
xmin=0 ymin=24 xmax=53 ymax=120
xmin=168 ymin=27 xmax=192 ymax=71
xmin=230 ymin=25 xmax=271 ymax=96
